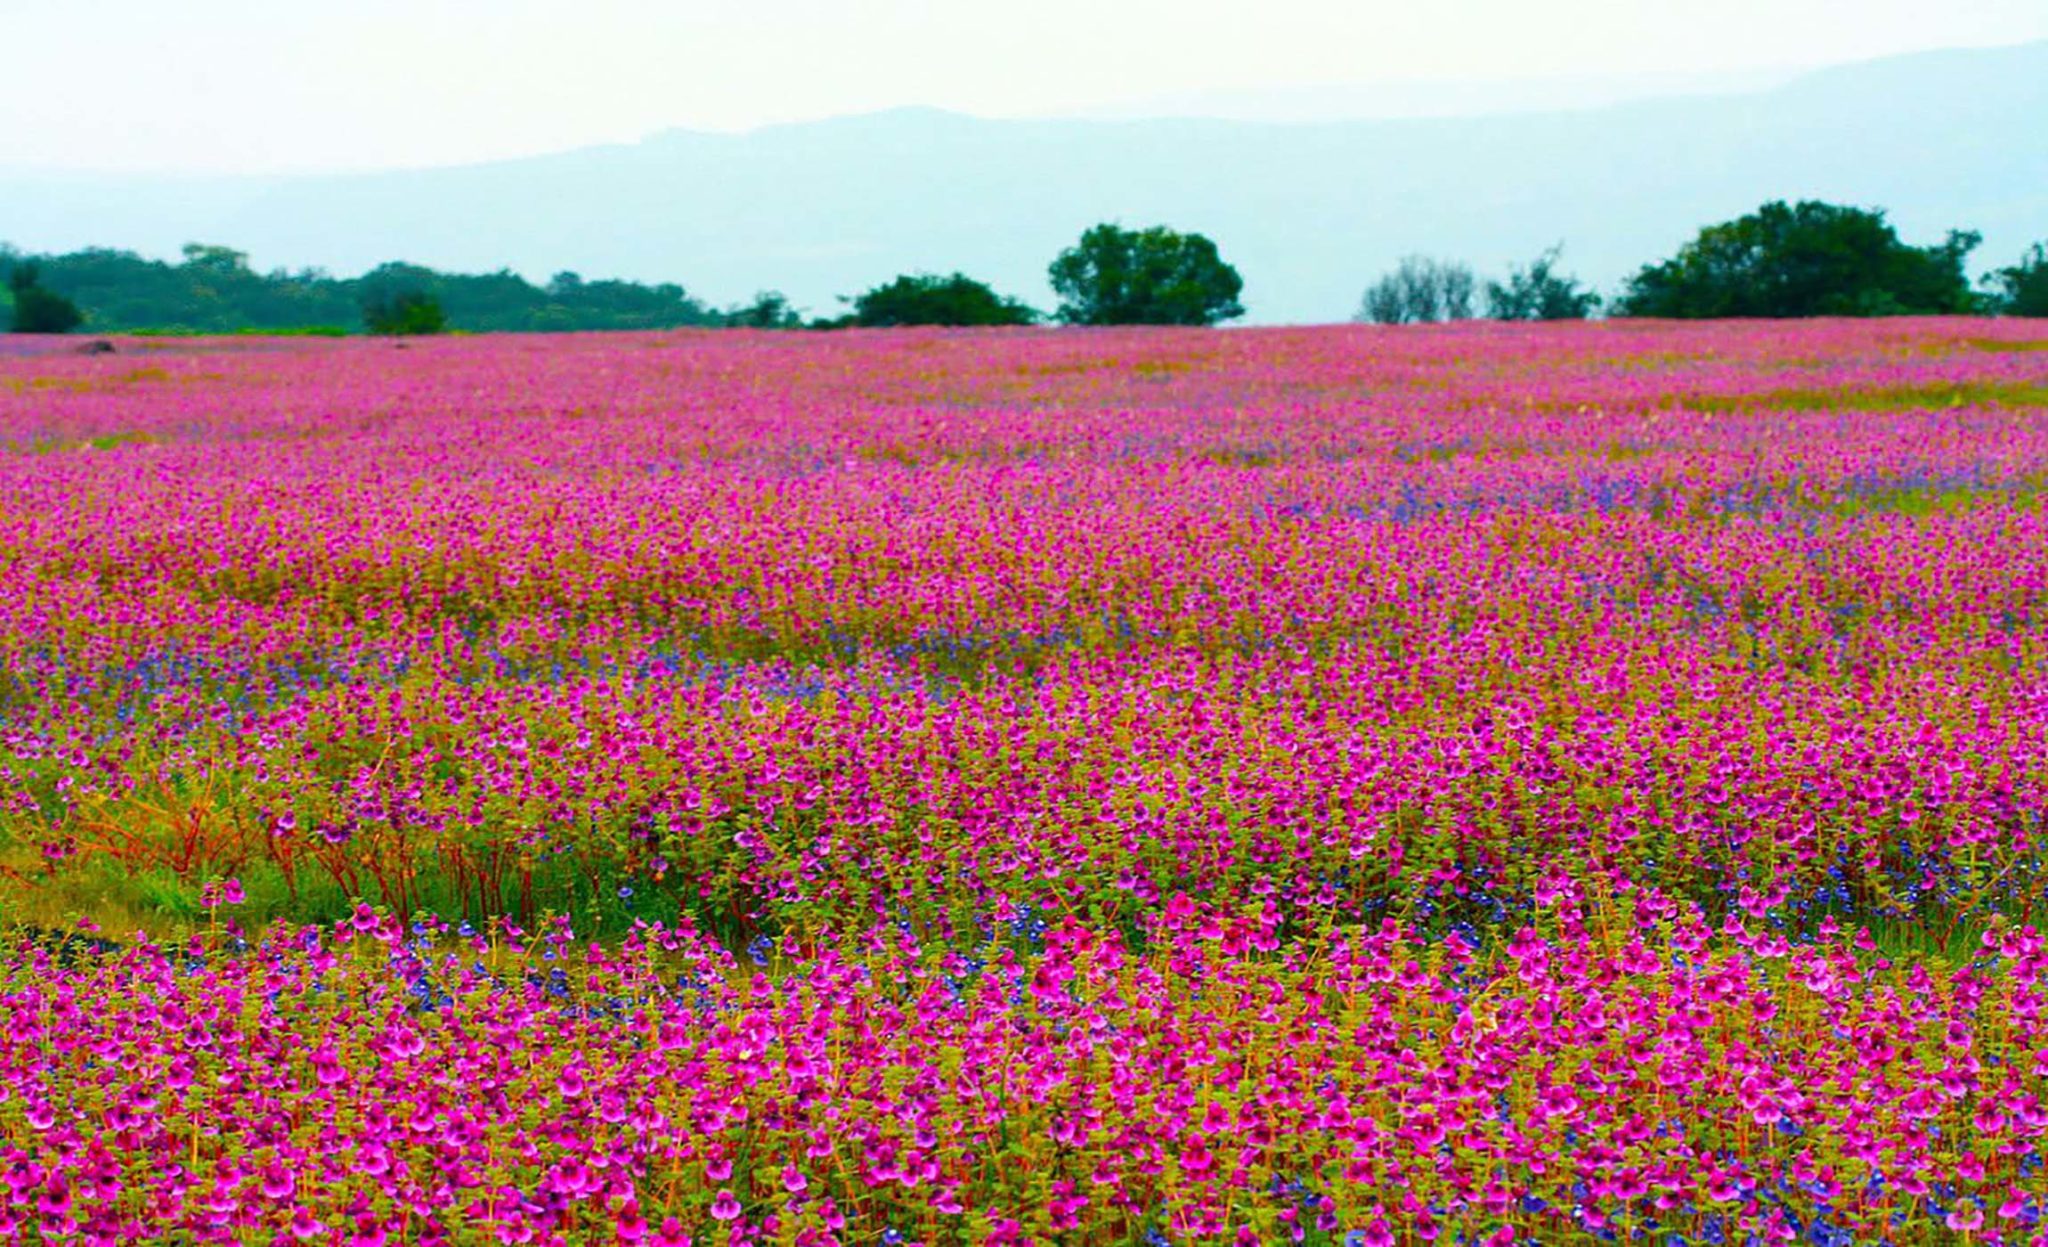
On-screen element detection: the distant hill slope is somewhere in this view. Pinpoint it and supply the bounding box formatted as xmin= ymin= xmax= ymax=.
xmin=5 ymin=41 xmax=2043 ymax=324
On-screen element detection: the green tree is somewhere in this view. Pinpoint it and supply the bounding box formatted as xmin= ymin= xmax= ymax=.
xmin=6 ymin=262 xmax=84 ymax=334
xmin=851 ymin=272 xmax=1036 ymax=327
xmin=362 ymin=289 xmax=448 ymax=335
xmin=1981 ymin=242 xmax=2048 ymax=317
xmin=723 ymin=291 xmax=804 ymax=329
xmin=1048 ymin=224 xmax=1244 ymax=326
xmin=1613 ymin=200 xmax=1980 ymax=318
xmin=1485 ymin=245 xmax=1600 ymax=321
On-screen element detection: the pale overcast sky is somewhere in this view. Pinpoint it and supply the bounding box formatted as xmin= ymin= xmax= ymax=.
xmin=5 ymin=0 xmax=2044 ymax=173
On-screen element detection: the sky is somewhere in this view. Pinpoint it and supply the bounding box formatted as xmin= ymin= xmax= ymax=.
xmin=4 ymin=0 xmax=2045 ymax=174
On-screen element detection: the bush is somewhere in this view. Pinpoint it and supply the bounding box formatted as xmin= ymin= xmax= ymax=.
xmin=1485 ymin=246 xmax=1600 ymax=321
xmin=1613 ymin=200 xmax=1979 ymax=319
xmin=7 ymin=263 xmax=85 ymax=334
xmin=851 ymin=272 xmax=1036 ymax=327
xmin=1049 ymin=224 xmax=1244 ymax=326
xmin=362 ymin=290 xmax=448 ymax=336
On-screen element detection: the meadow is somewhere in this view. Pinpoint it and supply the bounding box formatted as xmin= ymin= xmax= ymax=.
xmin=2 ymin=320 xmax=2047 ymax=1245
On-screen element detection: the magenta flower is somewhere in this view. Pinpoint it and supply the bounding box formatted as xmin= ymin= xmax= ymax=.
xmin=651 ymin=1218 xmax=692 ymax=1247
xmin=1 ymin=320 xmax=2045 ymax=1246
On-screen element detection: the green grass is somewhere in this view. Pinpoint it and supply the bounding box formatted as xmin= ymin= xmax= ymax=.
xmin=1679 ymin=379 xmax=2048 ymax=413
xmin=1823 ymin=479 xmax=2046 ymax=517
xmin=5 ymin=431 xmax=156 ymax=454
xmin=1960 ymin=337 xmax=2048 ymax=354
xmin=1858 ymin=913 xmax=1996 ymax=969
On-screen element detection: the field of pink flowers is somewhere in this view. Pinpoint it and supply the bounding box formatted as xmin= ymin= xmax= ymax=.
xmin=3 ymin=320 xmax=2048 ymax=1244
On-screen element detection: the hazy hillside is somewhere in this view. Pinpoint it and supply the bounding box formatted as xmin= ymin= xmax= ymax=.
xmin=5 ymin=41 xmax=2043 ymax=323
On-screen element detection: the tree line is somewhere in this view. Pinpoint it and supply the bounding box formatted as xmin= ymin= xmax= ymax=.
xmin=0 ymin=244 xmax=730 ymax=336
xmin=5 ymin=200 xmax=2045 ymax=336
xmin=1358 ymin=203 xmax=2043 ymax=323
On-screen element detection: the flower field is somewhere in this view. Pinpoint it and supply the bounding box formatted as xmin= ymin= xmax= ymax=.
xmin=3 ymin=320 xmax=2048 ymax=1244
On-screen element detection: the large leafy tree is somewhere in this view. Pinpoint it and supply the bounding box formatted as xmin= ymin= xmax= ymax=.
xmin=6 ymin=262 xmax=84 ymax=334
xmin=1048 ymin=224 xmax=1244 ymax=326
xmin=1613 ymin=200 xmax=1980 ymax=318
xmin=851 ymin=272 xmax=1036 ymax=327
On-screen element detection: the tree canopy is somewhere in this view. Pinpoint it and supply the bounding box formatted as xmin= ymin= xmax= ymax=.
xmin=5 ymin=261 xmax=85 ymax=334
xmin=361 ymin=289 xmax=448 ymax=336
xmin=851 ymin=272 xmax=1036 ymax=327
xmin=1048 ymin=224 xmax=1244 ymax=327
xmin=1612 ymin=201 xmax=1980 ymax=319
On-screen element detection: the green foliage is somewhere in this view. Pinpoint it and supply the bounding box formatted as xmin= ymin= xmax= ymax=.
xmin=1981 ymin=242 xmax=2048 ymax=317
xmin=722 ymin=290 xmax=805 ymax=329
xmin=355 ymin=264 xmax=450 ymax=337
xmin=1613 ymin=200 xmax=1980 ymax=319
xmin=6 ymin=262 xmax=85 ymax=334
xmin=0 ymin=243 xmax=724 ymax=334
xmin=850 ymin=272 xmax=1036 ymax=327
xmin=1485 ymin=245 xmax=1600 ymax=321
xmin=180 ymin=242 xmax=252 ymax=277
xmin=1357 ymin=256 xmax=1476 ymax=324
xmin=1048 ymin=223 xmax=1244 ymax=326
xmin=362 ymin=289 xmax=448 ymax=336
xmin=535 ymin=270 xmax=715 ymax=330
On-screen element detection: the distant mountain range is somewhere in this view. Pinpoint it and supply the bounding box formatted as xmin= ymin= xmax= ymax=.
xmin=1057 ymin=65 xmax=1807 ymax=124
xmin=5 ymin=41 xmax=2043 ymax=324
